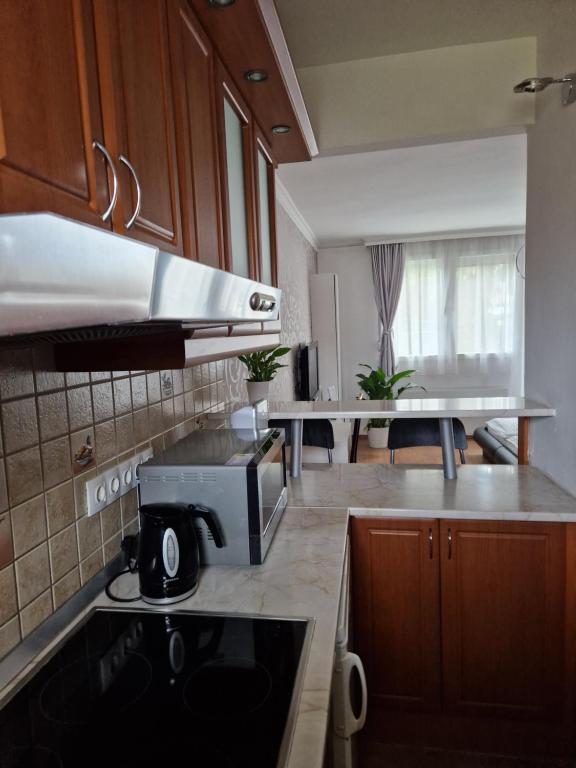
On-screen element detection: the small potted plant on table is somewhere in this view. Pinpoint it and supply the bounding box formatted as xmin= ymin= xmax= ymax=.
xmin=356 ymin=364 xmax=424 ymax=448
xmin=238 ymin=345 xmax=290 ymax=403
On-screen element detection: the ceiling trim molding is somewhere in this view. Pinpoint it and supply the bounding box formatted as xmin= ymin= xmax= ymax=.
xmin=365 ymin=227 xmax=525 ymax=247
xmin=276 ymin=178 xmax=319 ymax=249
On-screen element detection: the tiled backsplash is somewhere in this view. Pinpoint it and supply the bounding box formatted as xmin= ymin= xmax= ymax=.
xmin=0 ymin=345 xmax=232 ymax=660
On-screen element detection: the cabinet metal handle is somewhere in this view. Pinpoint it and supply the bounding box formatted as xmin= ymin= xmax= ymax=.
xmin=448 ymin=527 xmax=453 ymax=560
xmin=92 ymin=140 xmax=118 ymax=222
xmin=428 ymin=528 xmax=433 ymax=559
xmin=119 ymin=154 xmax=142 ymax=230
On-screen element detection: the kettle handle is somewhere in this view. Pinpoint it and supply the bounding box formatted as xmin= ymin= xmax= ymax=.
xmin=188 ymin=505 xmax=225 ymax=549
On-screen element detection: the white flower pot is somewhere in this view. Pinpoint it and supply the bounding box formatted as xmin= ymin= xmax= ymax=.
xmin=246 ymin=380 xmax=270 ymax=404
xmin=367 ymin=426 xmax=389 ymax=449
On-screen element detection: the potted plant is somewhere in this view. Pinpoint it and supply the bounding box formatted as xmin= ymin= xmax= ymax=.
xmin=356 ymin=364 xmax=424 ymax=448
xmin=238 ymin=346 xmax=291 ymax=403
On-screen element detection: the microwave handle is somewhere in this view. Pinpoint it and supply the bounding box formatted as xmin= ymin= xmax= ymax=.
xmin=189 ymin=505 xmax=225 ymax=548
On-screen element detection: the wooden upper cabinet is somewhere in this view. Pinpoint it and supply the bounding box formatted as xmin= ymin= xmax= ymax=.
xmin=351 ymin=517 xmax=442 ymax=713
xmin=440 ymin=520 xmax=566 ymax=721
xmin=253 ymin=124 xmax=278 ymax=286
xmin=93 ymin=0 xmax=182 ymax=253
xmin=214 ymin=59 xmax=257 ymax=280
xmin=0 ymin=0 xmax=112 ymax=226
xmin=167 ymin=0 xmax=222 ymax=267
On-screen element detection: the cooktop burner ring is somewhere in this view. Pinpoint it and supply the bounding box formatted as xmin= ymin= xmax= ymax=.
xmin=183 ymin=656 xmax=273 ymax=720
xmin=38 ymin=651 xmax=153 ymax=726
xmin=2 ymin=745 xmax=64 ymax=767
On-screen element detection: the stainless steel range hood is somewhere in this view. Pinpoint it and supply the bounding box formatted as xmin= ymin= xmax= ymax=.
xmin=0 ymin=214 xmax=282 ymax=367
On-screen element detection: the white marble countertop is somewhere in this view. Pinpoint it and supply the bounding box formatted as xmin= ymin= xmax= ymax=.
xmin=288 ymin=464 xmax=576 ymax=521
xmin=209 ymin=396 xmax=555 ymax=420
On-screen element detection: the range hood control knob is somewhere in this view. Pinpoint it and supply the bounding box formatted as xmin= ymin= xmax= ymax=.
xmin=250 ymin=292 xmax=276 ymax=312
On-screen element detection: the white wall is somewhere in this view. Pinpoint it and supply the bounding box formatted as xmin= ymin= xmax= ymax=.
xmin=524 ymin=7 xmax=576 ymax=493
xmin=297 ymin=38 xmax=535 ymax=153
xmin=317 ymin=246 xmax=379 ymax=399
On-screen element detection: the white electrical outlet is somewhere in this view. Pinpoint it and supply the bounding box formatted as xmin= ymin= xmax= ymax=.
xmin=84 ymin=447 xmax=153 ymax=516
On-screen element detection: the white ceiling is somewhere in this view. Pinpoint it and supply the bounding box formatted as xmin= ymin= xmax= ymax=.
xmin=274 ymin=0 xmax=565 ymax=68
xmin=277 ymin=134 xmax=527 ymax=248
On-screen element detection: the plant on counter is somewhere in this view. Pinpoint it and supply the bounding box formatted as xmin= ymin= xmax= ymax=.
xmin=356 ymin=364 xmax=425 ymax=446
xmin=238 ymin=346 xmax=291 ymax=403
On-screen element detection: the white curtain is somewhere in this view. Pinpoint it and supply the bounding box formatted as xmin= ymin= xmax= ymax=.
xmin=393 ymin=235 xmax=525 ymax=396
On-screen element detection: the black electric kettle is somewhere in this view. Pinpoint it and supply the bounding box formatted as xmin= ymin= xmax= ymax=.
xmin=138 ymin=503 xmax=224 ymax=605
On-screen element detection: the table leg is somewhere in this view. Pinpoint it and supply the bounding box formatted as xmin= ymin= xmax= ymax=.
xmin=350 ymin=418 xmax=361 ymax=463
xmin=439 ymin=417 xmax=457 ymax=480
xmin=518 ymin=417 xmax=529 ymax=465
xmin=290 ymin=418 xmax=303 ymax=478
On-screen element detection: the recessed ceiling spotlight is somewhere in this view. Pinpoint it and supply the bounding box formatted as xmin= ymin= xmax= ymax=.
xmin=245 ymin=70 xmax=268 ymax=83
xmin=513 ymin=72 xmax=575 ymax=105
xmin=272 ymin=125 xmax=291 ymax=134
xmin=207 ymin=0 xmax=235 ymax=7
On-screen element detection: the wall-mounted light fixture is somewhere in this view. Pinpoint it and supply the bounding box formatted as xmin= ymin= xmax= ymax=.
xmin=207 ymin=0 xmax=235 ymax=7
xmin=272 ymin=125 xmax=291 ymax=135
xmin=513 ymin=73 xmax=575 ymax=106
xmin=244 ymin=70 xmax=268 ymax=83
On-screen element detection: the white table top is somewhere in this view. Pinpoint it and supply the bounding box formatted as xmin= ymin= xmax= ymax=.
xmin=212 ymin=397 xmax=555 ymax=420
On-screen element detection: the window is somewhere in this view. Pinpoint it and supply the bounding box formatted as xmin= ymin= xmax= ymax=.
xmin=393 ymin=235 xmax=525 ymax=395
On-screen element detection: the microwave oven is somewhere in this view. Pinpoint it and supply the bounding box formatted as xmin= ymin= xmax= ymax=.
xmin=137 ymin=428 xmax=287 ymax=565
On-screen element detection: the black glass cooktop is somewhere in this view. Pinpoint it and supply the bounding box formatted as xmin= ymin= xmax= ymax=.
xmin=0 ymin=609 xmax=308 ymax=768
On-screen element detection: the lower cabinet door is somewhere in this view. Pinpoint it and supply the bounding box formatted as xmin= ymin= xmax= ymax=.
xmin=351 ymin=517 xmax=441 ymax=713
xmin=440 ymin=519 xmax=566 ymax=721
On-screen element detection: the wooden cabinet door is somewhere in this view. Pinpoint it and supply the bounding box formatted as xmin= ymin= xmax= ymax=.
xmin=0 ymin=0 xmax=111 ymax=226
xmin=350 ymin=517 xmax=442 ymax=713
xmin=440 ymin=520 xmax=566 ymax=721
xmin=167 ymin=0 xmax=222 ymax=267
xmin=94 ymin=0 xmax=183 ymax=253
xmin=253 ymin=124 xmax=277 ymax=286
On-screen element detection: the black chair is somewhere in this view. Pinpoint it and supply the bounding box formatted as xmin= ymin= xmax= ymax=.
xmin=387 ymin=418 xmax=468 ymax=464
xmin=269 ymin=419 xmax=335 ymax=462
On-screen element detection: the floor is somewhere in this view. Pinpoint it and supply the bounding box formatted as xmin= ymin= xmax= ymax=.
xmin=356 ymin=436 xmax=486 ymax=465
xmin=361 ymin=743 xmax=575 ymax=768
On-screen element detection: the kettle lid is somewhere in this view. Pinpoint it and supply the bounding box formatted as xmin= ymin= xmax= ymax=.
xmin=140 ymin=503 xmax=189 ymax=521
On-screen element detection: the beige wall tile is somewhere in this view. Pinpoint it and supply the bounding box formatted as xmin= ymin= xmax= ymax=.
xmin=20 ymin=589 xmax=53 ymax=637
xmin=121 ymin=489 xmax=138 ymax=530
xmin=160 ymin=371 xmax=173 ymax=398
xmin=6 ymin=446 xmax=43 ymax=506
xmin=95 ymin=420 xmax=116 ymax=463
xmin=174 ymin=394 xmax=185 ymax=423
xmin=0 ymin=512 xmax=12 ymax=568
xmin=162 ymin=399 xmax=175 ymax=430
xmin=0 ymin=565 xmax=17 ymax=624
xmin=2 ymin=397 xmax=39 ymax=454
xmin=80 ymin=549 xmax=103 ymax=585
xmin=37 ymin=391 xmax=68 ymax=442
xmin=66 ymin=372 xmax=90 ymax=387
xmin=104 ymin=532 xmax=122 ymax=564
xmin=33 ymin=347 xmax=65 ymax=393
xmin=53 ymin=567 xmax=80 ymax=609
xmin=101 ymin=499 xmax=122 ymax=541
xmin=41 ymin=436 xmax=72 ymax=489
xmin=67 ymin=386 xmax=93 ymax=431
xmin=0 ymin=349 xmax=34 ymax=401
xmin=11 ymin=495 xmax=46 ymax=558
xmin=15 ymin=542 xmax=50 ymax=608
xmin=113 ymin=378 xmax=132 ymax=416
xmin=92 ymin=381 xmax=114 ymax=423
xmin=146 ymin=372 xmax=161 ymax=404
xmin=73 ymin=467 xmax=96 ymax=519
xmin=133 ymin=409 xmax=149 ymax=444
xmin=0 ymin=616 xmax=20 ymax=658
xmin=148 ymin=403 xmax=163 ymax=436
xmin=77 ymin=514 xmax=102 ymax=560
xmin=45 ymin=480 xmax=75 ymax=535
xmin=70 ymin=428 xmax=96 ymax=474
xmin=115 ymin=414 xmax=134 ymax=453
xmin=90 ymin=371 xmax=111 ymax=382
xmin=131 ymin=375 xmax=147 ymax=410
xmin=49 ymin=523 xmax=78 ymax=582
xmin=172 ymin=370 xmax=184 ymax=396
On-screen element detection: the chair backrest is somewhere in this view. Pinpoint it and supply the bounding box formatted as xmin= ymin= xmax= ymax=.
xmin=388 ymin=418 xmax=467 ymax=450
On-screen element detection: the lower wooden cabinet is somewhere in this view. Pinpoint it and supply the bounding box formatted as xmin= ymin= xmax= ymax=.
xmin=351 ymin=516 xmax=576 ymax=756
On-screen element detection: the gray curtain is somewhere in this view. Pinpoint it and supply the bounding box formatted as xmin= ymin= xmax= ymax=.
xmin=369 ymin=242 xmax=406 ymax=376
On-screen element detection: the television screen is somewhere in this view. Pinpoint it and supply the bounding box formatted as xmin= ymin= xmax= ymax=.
xmin=297 ymin=342 xmax=319 ymax=401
